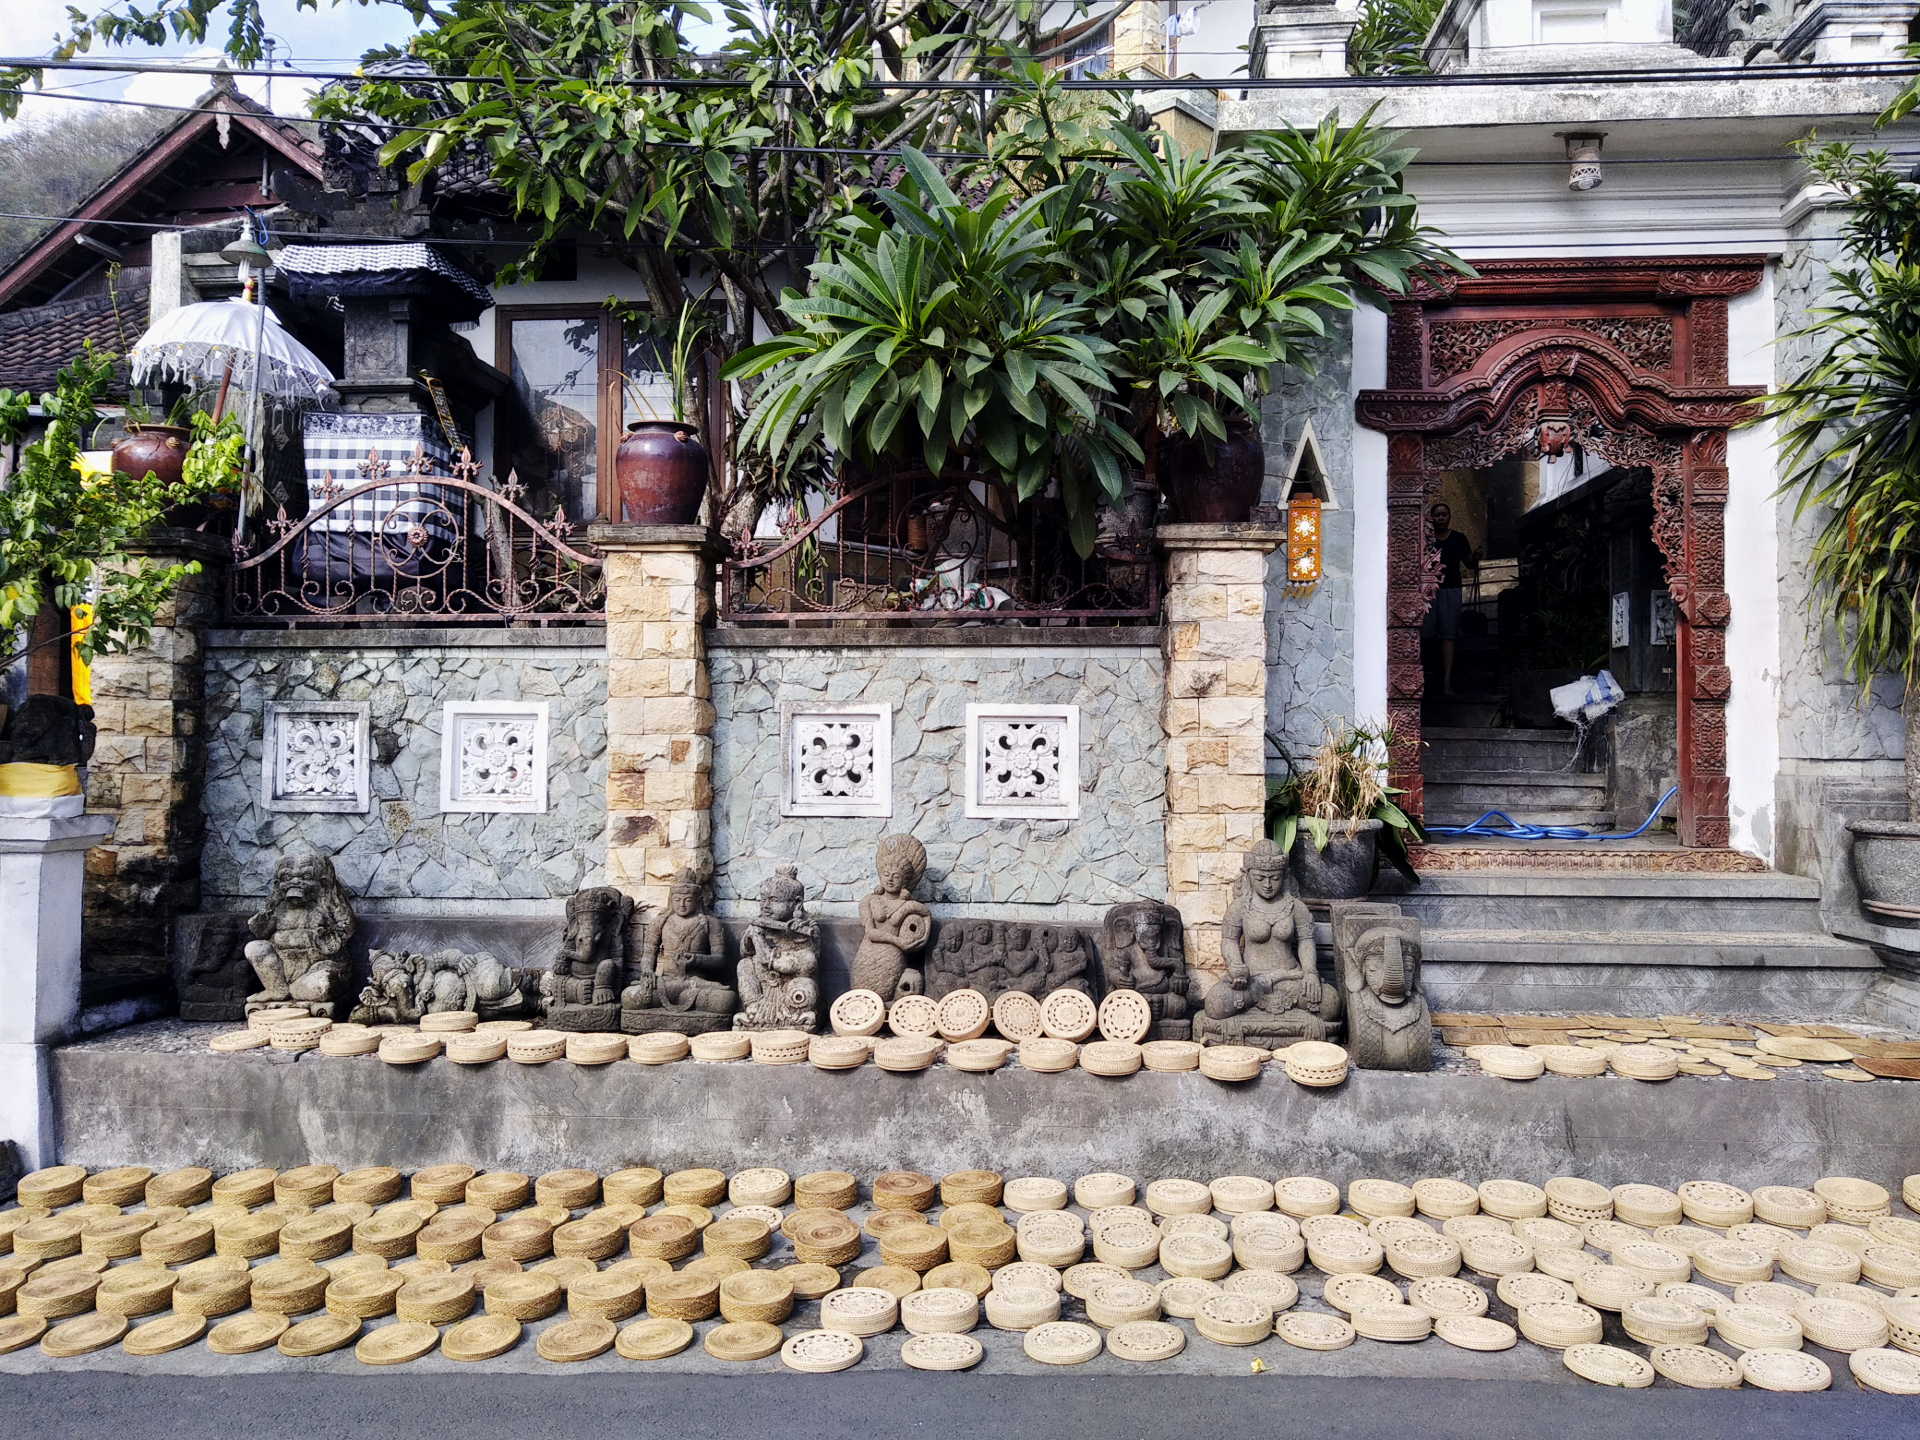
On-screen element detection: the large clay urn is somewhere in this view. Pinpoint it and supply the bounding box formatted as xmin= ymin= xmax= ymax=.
xmin=617 ymin=420 xmax=709 ymax=524
xmin=1163 ymin=419 xmax=1265 ymax=524
xmin=1291 ymin=819 xmax=1384 ymax=900
xmin=112 ymin=424 xmax=190 ymax=488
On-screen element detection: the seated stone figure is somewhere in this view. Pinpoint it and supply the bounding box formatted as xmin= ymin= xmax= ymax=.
xmin=1000 ymin=925 xmax=1049 ymax=996
xmin=1332 ymin=902 xmax=1431 ymax=1071
xmin=543 ymin=887 xmax=636 ymax=1032
xmin=244 ymin=850 xmax=356 ymax=1018
xmin=351 ymin=949 xmax=424 ymax=1026
xmin=1037 ymin=925 xmax=1094 ymax=996
xmin=734 ymin=866 xmax=820 ymax=1032
xmin=1197 ymin=840 xmax=1340 ymax=1045
xmin=1100 ymin=901 xmax=1191 ymax=1040
xmin=623 ymin=868 xmax=736 ymax=1034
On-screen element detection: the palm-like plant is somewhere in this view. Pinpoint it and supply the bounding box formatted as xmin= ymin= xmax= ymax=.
xmin=1768 ymin=142 xmax=1920 ymax=819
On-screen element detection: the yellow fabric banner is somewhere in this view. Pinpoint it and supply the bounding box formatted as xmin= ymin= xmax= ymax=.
xmin=0 ymin=763 xmax=83 ymax=798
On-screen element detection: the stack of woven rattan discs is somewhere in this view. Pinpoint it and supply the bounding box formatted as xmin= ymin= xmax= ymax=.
xmin=688 ymin=1031 xmax=751 ymax=1062
xmin=1472 ymin=1045 xmax=1546 ymax=1081
xmin=629 ymin=1032 xmax=690 ymax=1065
xmin=1282 ymin=1041 xmax=1349 ymax=1087
xmin=1018 ymin=1037 xmax=1079 ymax=1073
xmin=506 ymin=1029 xmax=567 ymax=1064
xmin=1198 ymin=1045 xmax=1264 ymax=1082
xmin=875 ymin=1036 xmax=941 ymax=1072
xmin=1080 ymin=1040 xmax=1144 ymax=1077
xmin=446 ymin=1031 xmax=509 ymax=1064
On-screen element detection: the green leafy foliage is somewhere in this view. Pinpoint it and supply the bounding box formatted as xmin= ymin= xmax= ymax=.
xmin=728 ymin=88 xmax=1465 ymax=553
xmin=1265 ymin=718 xmax=1423 ymax=881
xmin=0 ymin=347 xmax=234 ymax=670
xmin=1765 ymin=142 xmax=1920 ymax=714
xmin=1346 ymin=0 xmax=1447 ymax=76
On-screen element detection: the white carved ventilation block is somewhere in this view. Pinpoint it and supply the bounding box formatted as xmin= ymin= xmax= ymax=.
xmin=780 ymin=703 xmax=892 ymax=817
xmin=262 ymin=701 xmax=371 ymax=814
xmin=965 ymin=704 xmax=1080 ymax=820
xmin=440 ymin=701 xmax=549 ymax=814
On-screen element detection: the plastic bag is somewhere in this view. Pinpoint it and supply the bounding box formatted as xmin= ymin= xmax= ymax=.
xmin=1550 ymin=670 xmax=1624 ymax=724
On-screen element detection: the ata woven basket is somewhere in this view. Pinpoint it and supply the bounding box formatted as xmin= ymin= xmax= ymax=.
xmin=1406 ymin=1275 xmax=1487 ymax=1318
xmin=415 ymin=1216 xmax=488 ymax=1264
xmin=251 ymin=1259 xmax=332 ymax=1316
xmin=1274 ymin=1310 xmax=1355 ymax=1351
xmin=1611 ymin=1183 xmax=1683 ymax=1229
xmin=326 ymin=1270 xmax=407 ymax=1319
xmin=822 ymin=1285 xmax=902 ymax=1336
xmin=1085 ymin=1278 xmax=1162 ymax=1328
xmin=1411 ymin=1178 xmax=1481 ymax=1220
xmin=333 ymin=1167 xmax=403 ymax=1206
xmin=1677 ymin=1180 xmax=1753 ymax=1229
xmin=1497 ymin=1272 xmax=1576 ymax=1307
xmin=1079 ymin=1040 xmax=1143 ymax=1077
xmin=1517 ymin=1300 xmax=1604 ymax=1349
xmin=1575 ymin=1263 xmax=1658 ymax=1311
xmin=1511 ymin=1217 xmax=1583 ymax=1252
xmin=481 ymin=1271 xmax=563 ymax=1322
xmin=1274 ymin=1175 xmax=1341 ymax=1218
xmin=1460 ymin=1232 xmax=1534 ymax=1278
xmin=1282 ymin=1041 xmax=1350 ymax=1087
xmin=1779 ymin=1238 xmax=1862 ymax=1285
xmin=1223 ymin=1269 xmax=1298 ymax=1312
xmin=1799 ymin=1297 xmax=1890 ymax=1352
xmin=1324 ymin=1273 xmax=1401 ymax=1314
xmin=647 ymin=1272 xmax=720 ymax=1323
xmin=444 ymin=1032 xmax=508 ymax=1065
xmin=145 ymin=1166 xmax=214 ymax=1209
xmin=1142 ymin=1040 xmax=1203 ymax=1073
xmin=947 ymin=1222 xmax=1018 ymax=1269
xmin=829 ymin=987 xmax=887 ymax=1037
xmin=887 ymin=994 xmax=939 ymax=1038
xmin=1197 ymin=1045 xmax=1264 ymax=1083
xmin=1564 ymin=1341 xmax=1655 ymax=1388
xmin=1348 ymin=1179 xmax=1417 ymax=1220
xmin=1544 ymin=1177 xmax=1613 ymax=1225
xmin=1037 ymin=987 xmax=1098 ymax=1042
xmin=748 ymin=1028 xmax=812 ymax=1066
xmin=1752 ymin=1185 xmax=1826 ymax=1228
xmin=1849 ymin=1346 xmax=1920 ymax=1395
xmin=1739 ymin=1348 xmax=1832 ymax=1392
xmin=278 ymin=1212 xmax=355 ymax=1263
xmin=1352 ymin=1302 xmax=1433 ymax=1343
xmin=567 ymin=1271 xmax=647 ymax=1323
xmin=991 ymin=991 xmax=1044 ymax=1043
xmin=1004 ymin=1177 xmax=1070 ymax=1213
xmin=1159 ymin=1234 xmax=1234 ymax=1281
xmin=703 ymin=1217 xmax=773 ymax=1261
xmin=1479 ymin=1180 xmax=1548 ymax=1221
xmin=935 ymin=988 xmax=993 ymax=1043
xmin=1308 ymin=1230 xmax=1386 ymax=1277
xmin=688 ymin=1031 xmax=751 ymax=1062
xmin=171 ymin=1269 xmax=253 ymax=1318
xmin=900 ymin=1285 xmax=979 ymax=1335
xmin=1622 ymin=1295 xmax=1711 ymax=1346
xmin=794 ymin=1170 xmax=859 ymax=1211
xmin=1385 ymin=1233 xmax=1463 ymax=1280
xmin=1194 ymin=1293 xmax=1273 ymax=1346
xmin=1613 ymin=1241 xmax=1692 ymax=1286
xmin=1692 ymin=1238 xmax=1774 ymax=1285
xmin=629 ymin=1031 xmax=691 ymax=1065
xmin=505 ymin=1030 xmax=567 ymax=1064
xmin=1234 ymin=1230 xmax=1305 ymax=1274
xmin=1017 ymin=1037 xmax=1079 ymax=1073
xmin=1715 ymin=1302 xmax=1805 ymax=1351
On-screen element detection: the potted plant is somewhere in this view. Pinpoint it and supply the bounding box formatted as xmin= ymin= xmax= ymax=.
xmin=1266 ymin=720 xmax=1424 ymax=896
xmin=616 ymin=300 xmax=713 ymax=525
xmin=110 ymin=394 xmax=193 ymax=498
xmin=1766 ymin=142 xmax=1920 ymax=922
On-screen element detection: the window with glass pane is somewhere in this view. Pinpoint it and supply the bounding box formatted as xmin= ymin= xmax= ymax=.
xmin=505 ymin=316 xmax=602 ymax=522
xmin=622 ymin=328 xmax=676 ymax=425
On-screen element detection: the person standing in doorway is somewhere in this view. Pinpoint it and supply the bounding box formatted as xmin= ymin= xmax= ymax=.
xmin=1423 ymin=502 xmax=1479 ymax=698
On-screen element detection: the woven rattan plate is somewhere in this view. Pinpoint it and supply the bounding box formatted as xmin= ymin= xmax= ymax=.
xmin=1564 ymin=1342 xmax=1655 ymax=1388
xmin=121 ymin=1313 xmax=207 ymax=1356
xmin=1433 ymin=1315 xmax=1517 ymax=1351
xmin=537 ymin=1317 xmax=618 ymax=1362
xmin=1025 ymin=1320 xmax=1103 ymax=1365
xmin=277 ymin=1313 xmax=363 ymax=1357
xmin=780 ymin=1328 xmax=864 ymax=1373
xmin=1649 ymin=1343 xmax=1742 ymax=1389
xmin=1740 ymin=1347 xmax=1832 ymax=1392
xmin=616 ymin=1317 xmax=695 ymax=1360
xmin=704 ymin=1320 xmax=784 ymax=1361
xmin=901 ymin=1332 xmax=984 ymax=1371
xmin=1107 ymin=1319 xmax=1187 ymax=1362
xmin=1274 ymin=1311 xmax=1354 ymax=1351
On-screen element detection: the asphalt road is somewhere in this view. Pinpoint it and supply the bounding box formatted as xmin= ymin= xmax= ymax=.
xmin=7 ymin=1372 xmax=1912 ymax=1440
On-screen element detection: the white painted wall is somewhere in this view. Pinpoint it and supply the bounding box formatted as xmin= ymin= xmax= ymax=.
xmin=1351 ymin=303 xmax=1389 ymax=725
xmin=1464 ymin=0 xmax=1671 ymax=48
xmin=1724 ymin=268 xmax=1782 ymax=862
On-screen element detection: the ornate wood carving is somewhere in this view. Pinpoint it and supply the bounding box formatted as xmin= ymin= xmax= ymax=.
xmin=1358 ymin=257 xmax=1763 ymax=850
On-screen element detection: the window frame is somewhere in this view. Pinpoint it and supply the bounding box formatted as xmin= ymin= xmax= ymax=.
xmin=493 ymin=303 xmax=625 ymax=523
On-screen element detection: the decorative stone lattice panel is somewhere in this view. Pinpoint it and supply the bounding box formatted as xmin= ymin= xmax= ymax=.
xmin=440 ymin=701 xmax=550 ymax=814
xmin=965 ymin=704 xmax=1080 ymax=820
xmin=780 ymin=703 xmax=892 ymax=817
xmin=261 ymin=701 xmax=370 ymax=814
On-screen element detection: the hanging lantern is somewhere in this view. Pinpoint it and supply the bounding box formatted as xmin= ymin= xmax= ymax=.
xmin=1286 ymin=490 xmax=1322 ymax=588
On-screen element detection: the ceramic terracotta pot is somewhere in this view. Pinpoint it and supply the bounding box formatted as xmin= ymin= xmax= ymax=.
xmin=617 ymin=420 xmax=709 ymax=524
xmin=113 ymin=424 xmax=231 ymax=529
xmin=1163 ymin=420 xmax=1265 ymax=524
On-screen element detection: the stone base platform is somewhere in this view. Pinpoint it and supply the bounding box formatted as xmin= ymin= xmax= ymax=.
xmin=49 ymin=1022 xmax=1919 ymax=1189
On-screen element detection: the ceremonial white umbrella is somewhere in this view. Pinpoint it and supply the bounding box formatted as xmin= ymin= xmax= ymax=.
xmin=128 ymin=296 xmax=335 ymax=407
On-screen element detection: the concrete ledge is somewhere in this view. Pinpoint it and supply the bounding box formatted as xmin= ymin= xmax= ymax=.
xmin=209 ymin=627 xmax=605 ymax=649
xmin=50 ymin=1026 xmax=1920 ymax=1189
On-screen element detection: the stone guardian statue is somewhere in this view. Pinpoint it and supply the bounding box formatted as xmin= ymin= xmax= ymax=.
xmin=734 ymin=865 xmax=820 ymax=1032
xmin=243 ymin=850 xmax=357 ymax=1018
xmin=622 ymin=867 xmax=736 ymax=1033
xmin=1196 ymin=839 xmax=1340 ymax=1045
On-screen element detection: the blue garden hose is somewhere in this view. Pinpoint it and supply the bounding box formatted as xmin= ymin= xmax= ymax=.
xmin=1424 ymin=785 xmax=1681 ymax=842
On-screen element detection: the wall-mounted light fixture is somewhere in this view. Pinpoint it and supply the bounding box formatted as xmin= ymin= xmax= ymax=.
xmin=1286 ymin=490 xmax=1323 ymax=588
xmin=1558 ymin=132 xmax=1605 ymax=192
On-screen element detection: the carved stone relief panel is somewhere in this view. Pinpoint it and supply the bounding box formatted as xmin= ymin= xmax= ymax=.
xmin=780 ymin=703 xmax=893 ymax=818
xmin=261 ymin=701 xmax=371 ymax=814
xmin=964 ymin=703 xmax=1080 ymax=820
xmin=440 ymin=701 xmax=549 ymax=814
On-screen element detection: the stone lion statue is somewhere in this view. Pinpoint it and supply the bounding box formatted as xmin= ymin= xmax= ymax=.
xmin=244 ymin=850 xmax=357 ymax=1018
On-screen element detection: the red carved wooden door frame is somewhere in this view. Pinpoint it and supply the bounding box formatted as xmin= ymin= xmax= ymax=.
xmin=1355 ymin=257 xmax=1765 ymax=847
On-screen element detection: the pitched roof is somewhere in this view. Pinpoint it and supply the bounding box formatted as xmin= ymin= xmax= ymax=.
xmin=0 ymin=288 xmax=146 ymax=396
xmin=0 ymin=83 xmax=324 ymax=312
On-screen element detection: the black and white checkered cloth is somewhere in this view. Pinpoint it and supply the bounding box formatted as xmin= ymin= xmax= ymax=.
xmin=301 ymin=414 xmax=467 ymax=545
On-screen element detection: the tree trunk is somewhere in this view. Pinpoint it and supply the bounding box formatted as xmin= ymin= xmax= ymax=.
xmin=23 ymin=579 xmax=70 ymax=699
xmin=1907 ymin=678 xmax=1920 ymax=823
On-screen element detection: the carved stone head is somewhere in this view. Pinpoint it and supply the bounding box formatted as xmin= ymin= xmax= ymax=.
xmin=874 ymin=833 xmax=927 ymax=895
xmin=561 ymin=886 xmax=633 ymax=972
xmin=1357 ymin=925 xmax=1421 ymax=1005
xmin=1242 ymin=839 xmax=1288 ymax=902
xmin=264 ymin=850 xmax=354 ymax=943
xmin=758 ymin=865 xmax=804 ymax=921
xmin=669 ymin=867 xmax=705 ymax=918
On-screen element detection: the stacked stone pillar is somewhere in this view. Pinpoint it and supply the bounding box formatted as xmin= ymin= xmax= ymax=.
xmin=1157 ymin=523 xmax=1285 ymax=977
xmin=82 ymin=531 xmax=225 ymax=980
xmin=591 ymin=524 xmax=718 ymax=911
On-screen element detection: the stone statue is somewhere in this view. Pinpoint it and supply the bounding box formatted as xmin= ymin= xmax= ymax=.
xmin=0 ymin=695 xmax=96 ymax=766
xmin=244 ymin=850 xmax=357 ymax=1018
xmin=734 ymin=866 xmax=820 ymax=1032
xmin=851 ymin=833 xmax=932 ymax=1001
xmin=1038 ymin=925 xmax=1095 ymax=996
xmin=1196 ymin=840 xmax=1340 ymax=1045
xmin=1332 ymin=902 xmax=1432 ymax=1072
xmin=623 ymin=868 xmax=736 ymax=1034
xmin=919 ymin=918 xmax=1095 ymax=1004
xmin=1100 ymin=901 xmax=1192 ymax=1041
xmin=177 ymin=914 xmax=254 ymax=1022
xmin=353 ymin=946 xmax=530 ymax=1026
xmin=1001 ymin=925 xmax=1049 ymax=996
xmin=543 ymin=887 xmax=636 ymax=1032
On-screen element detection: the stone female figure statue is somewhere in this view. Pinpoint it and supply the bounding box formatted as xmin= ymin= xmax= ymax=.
xmin=1198 ymin=839 xmax=1341 ymax=1044
xmin=852 ymin=833 xmax=932 ymax=1001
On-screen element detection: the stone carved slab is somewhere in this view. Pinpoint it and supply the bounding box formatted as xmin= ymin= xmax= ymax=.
xmin=261 ymin=701 xmax=371 ymax=814
xmin=964 ymin=704 xmax=1080 ymax=820
xmin=780 ymin=703 xmax=892 ymax=818
xmin=439 ymin=701 xmax=549 ymax=814
xmin=924 ymin=918 xmax=1094 ymax=1006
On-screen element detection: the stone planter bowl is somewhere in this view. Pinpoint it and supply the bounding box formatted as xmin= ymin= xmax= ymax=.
xmin=1291 ymin=820 xmax=1383 ymax=899
xmin=1848 ymin=819 xmax=1920 ymax=925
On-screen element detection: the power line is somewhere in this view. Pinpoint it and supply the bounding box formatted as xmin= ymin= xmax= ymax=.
xmin=2 ymin=53 xmax=1917 ymax=93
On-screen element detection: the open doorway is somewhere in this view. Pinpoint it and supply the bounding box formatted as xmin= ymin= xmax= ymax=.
xmin=1419 ymin=425 xmax=1677 ymax=837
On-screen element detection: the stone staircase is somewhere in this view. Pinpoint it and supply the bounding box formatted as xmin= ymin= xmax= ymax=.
xmin=1422 ymin=725 xmax=1613 ymax=831
xmin=1370 ymin=868 xmax=1882 ymax=1014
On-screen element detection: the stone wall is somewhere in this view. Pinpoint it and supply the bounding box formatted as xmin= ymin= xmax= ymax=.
xmin=1263 ymin=327 xmax=1358 ymax=764
xmin=199 ymin=630 xmax=606 ymax=908
xmin=1771 ymin=233 xmax=1907 ymax=890
xmin=709 ymin=639 xmax=1166 ymax=919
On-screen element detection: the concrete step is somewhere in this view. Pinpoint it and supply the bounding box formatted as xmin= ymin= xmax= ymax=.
xmin=1423 ymin=726 xmax=1581 ymax=772
xmin=1422 ymin=698 xmax=1504 ymax=728
xmin=1426 ymin=811 xmax=1618 ymax=830
xmin=1425 ymin=775 xmax=1610 ymax=817
xmin=1421 ymin=928 xmax=1881 ymax=969
xmin=1378 ymin=870 xmax=1850 ymax=938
